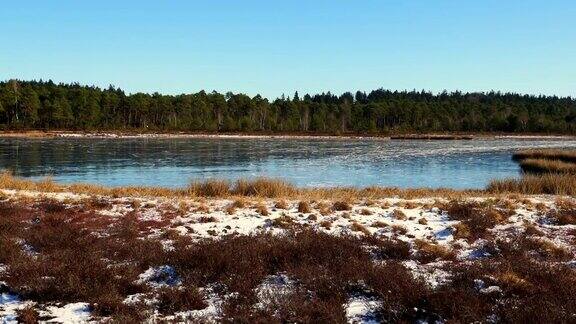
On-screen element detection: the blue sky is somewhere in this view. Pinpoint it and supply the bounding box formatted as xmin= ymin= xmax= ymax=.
xmin=1 ymin=0 xmax=575 ymax=99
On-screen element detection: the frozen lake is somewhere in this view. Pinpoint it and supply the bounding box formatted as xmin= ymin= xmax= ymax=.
xmin=1 ymin=136 xmax=575 ymax=189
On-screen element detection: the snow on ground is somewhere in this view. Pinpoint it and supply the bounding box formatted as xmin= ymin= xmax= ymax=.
xmin=345 ymin=296 xmax=382 ymax=324
xmin=0 ymin=188 xmax=574 ymax=323
xmin=0 ymin=285 xmax=90 ymax=323
xmin=136 ymin=265 xmax=182 ymax=288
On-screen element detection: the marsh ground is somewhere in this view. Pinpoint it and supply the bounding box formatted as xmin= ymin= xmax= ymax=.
xmin=0 ymin=183 xmax=575 ymax=323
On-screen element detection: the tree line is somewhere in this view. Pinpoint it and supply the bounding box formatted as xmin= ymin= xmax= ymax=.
xmin=1 ymin=79 xmax=575 ymax=134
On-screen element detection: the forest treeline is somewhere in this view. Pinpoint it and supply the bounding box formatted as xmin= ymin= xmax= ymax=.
xmin=1 ymin=79 xmax=575 ymax=134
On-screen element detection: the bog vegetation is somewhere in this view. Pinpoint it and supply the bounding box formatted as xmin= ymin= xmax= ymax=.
xmin=1 ymin=196 xmax=575 ymax=322
xmin=1 ymin=79 xmax=576 ymax=133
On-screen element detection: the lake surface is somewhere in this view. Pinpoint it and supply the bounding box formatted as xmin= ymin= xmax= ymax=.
xmin=1 ymin=137 xmax=575 ymax=189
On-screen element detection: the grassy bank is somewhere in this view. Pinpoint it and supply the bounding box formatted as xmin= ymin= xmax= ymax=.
xmin=0 ymin=172 xmax=480 ymax=200
xmin=513 ymin=149 xmax=576 ymax=163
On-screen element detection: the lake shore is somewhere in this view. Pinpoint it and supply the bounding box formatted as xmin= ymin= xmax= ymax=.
xmin=1 ymin=130 xmax=575 ymax=140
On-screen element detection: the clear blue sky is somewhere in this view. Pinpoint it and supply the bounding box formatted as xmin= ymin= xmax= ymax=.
xmin=2 ymin=0 xmax=575 ymax=99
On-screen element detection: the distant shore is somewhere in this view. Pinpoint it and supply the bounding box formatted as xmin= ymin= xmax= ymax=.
xmin=0 ymin=130 xmax=575 ymax=140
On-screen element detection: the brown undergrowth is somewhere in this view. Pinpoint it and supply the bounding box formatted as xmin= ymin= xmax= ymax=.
xmin=1 ymin=195 xmax=575 ymax=322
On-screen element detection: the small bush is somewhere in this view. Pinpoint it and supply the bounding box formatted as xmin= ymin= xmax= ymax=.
xmin=372 ymin=221 xmax=389 ymax=228
xmin=414 ymin=239 xmax=456 ymax=263
xmin=359 ymin=208 xmax=373 ymax=215
xmin=198 ymin=216 xmax=217 ymax=223
xmin=391 ymin=224 xmax=407 ymax=234
xmin=274 ymin=199 xmax=289 ymax=209
xmin=157 ymin=287 xmax=206 ymax=315
xmin=297 ymin=201 xmax=311 ymax=213
xmin=332 ymin=201 xmax=352 ymax=211
xmin=350 ymin=222 xmax=370 ymax=235
xmin=319 ymin=220 xmax=332 ymax=229
xmin=255 ymin=203 xmax=269 ymax=216
xmin=392 ymin=209 xmax=407 ymax=220
xmin=16 ymin=305 xmax=39 ymax=324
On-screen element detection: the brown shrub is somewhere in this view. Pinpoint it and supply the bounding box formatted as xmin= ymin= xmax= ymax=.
xmin=546 ymin=201 xmax=576 ymax=225
xmin=444 ymin=201 xmax=507 ymax=241
xmin=225 ymin=205 xmax=236 ymax=215
xmin=350 ymin=222 xmax=370 ymax=235
xmin=271 ymin=215 xmax=294 ymax=229
xmin=274 ymin=199 xmax=289 ymax=209
xmin=156 ymin=287 xmax=206 ymax=315
xmin=452 ymin=223 xmax=472 ymax=240
xmin=232 ymin=198 xmax=248 ymax=208
xmin=16 ymin=305 xmax=39 ymax=324
xmin=198 ymin=216 xmax=217 ymax=223
xmin=418 ymin=218 xmax=428 ymax=225
xmin=319 ymin=220 xmax=332 ymax=229
xmin=392 ymin=209 xmax=407 ymax=220
xmin=255 ymin=203 xmax=269 ymax=216
xmin=522 ymin=237 xmax=572 ymax=260
xmin=332 ymin=201 xmax=352 ymax=211
xmin=359 ymin=208 xmax=373 ymax=216
xmin=297 ymin=201 xmax=311 ymax=213
xmin=513 ymin=149 xmax=576 ymax=163
xmin=194 ymin=204 xmax=210 ymax=214
xmin=519 ymin=158 xmax=576 ymax=174
xmin=391 ymin=224 xmax=408 ymax=235
xmin=372 ymin=221 xmax=389 ymax=228
xmin=414 ymin=239 xmax=456 ymax=263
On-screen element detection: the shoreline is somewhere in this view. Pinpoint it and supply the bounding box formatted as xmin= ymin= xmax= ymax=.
xmin=0 ymin=130 xmax=575 ymax=140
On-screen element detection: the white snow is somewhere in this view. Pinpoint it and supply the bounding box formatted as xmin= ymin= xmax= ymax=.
xmin=136 ymin=265 xmax=181 ymax=288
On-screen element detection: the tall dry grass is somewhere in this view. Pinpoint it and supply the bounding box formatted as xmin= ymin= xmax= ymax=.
xmin=1 ymin=170 xmax=574 ymax=201
xmin=0 ymin=171 xmax=482 ymax=200
xmin=487 ymin=174 xmax=576 ymax=196
xmin=519 ymin=158 xmax=576 ymax=174
xmin=513 ymin=149 xmax=576 ymax=163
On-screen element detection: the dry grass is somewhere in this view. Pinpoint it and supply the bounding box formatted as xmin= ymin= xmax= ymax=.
xmin=359 ymin=208 xmax=373 ymax=215
xmin=16 ymin=305 xmax=39 ymax=323
xmin=319 ymin=220 xmax=332 ymax=229
xmin=513 ymin=149 xmax=576 ymax=163
xmin=10 ymin=171 xmax=573 ymax=202
xmin=332 ymin=201 xmax=352 ymax=211
xmin=274 ymin=199 xmax=289 ymax=209
xmin=297 ymin=201 xmax=311 ymax=213
xmin=487 ymin=174 xmax=576 ymax=196
xmin=519 ymin=158 xmax=576 ymax=174
xmin=392 ymin=209 xmax=407 ymax=220
xmin=546 ymin=201 xmax=576 ymax=225
xmin=255 ymin=203 xmax=269 ymax=216
xmin=225 ymin=205 xmax=237 ymax=215
xmin=372 ymin=221 xmax=389 ymax=228
xmin=350 ymin=222 xmax=371 ymax=235
xmin=413 ymin=239 xmax=456 ymax=263
xmin=0 ymin=172 xmax=486 ymax=201
xmin=444 ymin=201 xmax=507 ymax=241
xmin=391 ymin=224 xmax=408 ymax=234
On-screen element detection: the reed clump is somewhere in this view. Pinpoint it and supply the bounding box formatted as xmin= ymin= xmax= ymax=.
xmin=487 ymin=174 xmax=576 ymax=196
xmin=512 ymin=149 xmax=576 ymax=163
xmin=519 ymin=158 xmax=576 ymax=174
